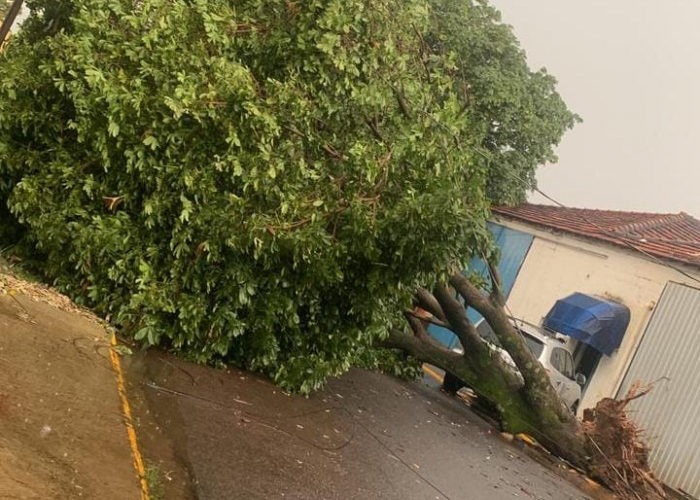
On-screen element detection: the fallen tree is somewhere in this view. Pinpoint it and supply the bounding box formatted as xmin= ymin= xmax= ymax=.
xmin=387 ymin=267 xmax=669 ymax=492
xmin=384 ymin=261 xmax=587 ymax=465
xmin=1 ymin=0 xmax=666 ymax=488
xmin=0 ymin=0 xmax=591 ymax=462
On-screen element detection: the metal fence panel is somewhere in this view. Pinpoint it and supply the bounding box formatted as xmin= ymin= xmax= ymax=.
xmin=618 ymin=281 xmax=700 ymax=496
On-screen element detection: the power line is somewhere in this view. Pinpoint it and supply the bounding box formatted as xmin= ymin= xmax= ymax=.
xmin=501 ymin=169 xmax=700 ymax=286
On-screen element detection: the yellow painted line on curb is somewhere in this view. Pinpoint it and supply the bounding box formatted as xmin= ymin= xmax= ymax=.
xmin=422 ymin=364 xmax=444 ymax=384
xmin=109 ymin=333 xmax=150 ymax=500
xmin=584 ymin=476 xmax=603 ymax=489
xmin=516 ymin=432 xmax=538 ymax=447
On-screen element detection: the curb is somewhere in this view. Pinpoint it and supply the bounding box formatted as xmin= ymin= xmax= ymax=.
xmin=109 ymin=333 xmax=151 ymax=500
xmin=421 ymin=366 xmax=612 ymax=499
xmin=501 ymin=432 xmax=611 ymax=499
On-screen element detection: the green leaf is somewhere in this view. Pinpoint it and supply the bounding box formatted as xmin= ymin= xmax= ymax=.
xmin=108 ymin=121 xmax=120 ymax=137
xmin=143 ymin=136 xmax=159 ymax=149
xmin=113 ymin=344 xmax=133 ymax=356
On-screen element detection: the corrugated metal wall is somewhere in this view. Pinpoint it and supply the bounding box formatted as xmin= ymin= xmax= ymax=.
xmin=428 ymin=222 xmax=534 ymax=348
xmin=617 ymin=282 xmax=700 ymax=496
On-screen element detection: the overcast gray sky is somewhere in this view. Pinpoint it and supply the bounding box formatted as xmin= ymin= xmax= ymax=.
xmin=490 ymin=0 xmax=699 ymax=218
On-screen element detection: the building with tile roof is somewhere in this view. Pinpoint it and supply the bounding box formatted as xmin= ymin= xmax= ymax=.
xmin=493 ymin=204 xmax=700 ymax=267
xmin=477 ymin=204 xmax=700 ymax=495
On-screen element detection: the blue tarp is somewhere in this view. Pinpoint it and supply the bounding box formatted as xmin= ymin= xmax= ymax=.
xmin=543 ymin=293 xmax=630 ymax=356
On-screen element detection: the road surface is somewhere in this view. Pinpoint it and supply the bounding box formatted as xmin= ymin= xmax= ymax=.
xmin=125 ymin=352 xmax=592 ymax=500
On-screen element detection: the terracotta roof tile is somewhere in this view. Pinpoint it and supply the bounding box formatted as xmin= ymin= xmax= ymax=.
xmin=492 ymin=204 xmax=700 ymax=267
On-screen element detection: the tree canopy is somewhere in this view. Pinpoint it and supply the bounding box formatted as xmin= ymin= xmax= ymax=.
xmin=430 ymin=0 xmax=579 ymax=204
xmin=0 ymin=0 xmax=576 ymax=392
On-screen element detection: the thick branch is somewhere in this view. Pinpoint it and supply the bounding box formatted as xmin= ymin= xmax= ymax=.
xmin=452 ymin=272 xmax=546 ymax=381
xmin=433 ymin=284 xmax=485 ymax=354
xmin=451 ymin=273 xmax=573 ymax=424
xmin=415 ymin=287 xmax=447 ymax=322
xmin=383 ymin=328 xmax=464 ymax=370
xmin=449 ymin=272 xmax=495 ymax=319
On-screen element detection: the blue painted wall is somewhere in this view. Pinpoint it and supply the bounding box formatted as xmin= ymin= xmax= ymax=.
xmin=428 ymin=222 xmax=534 ymax=349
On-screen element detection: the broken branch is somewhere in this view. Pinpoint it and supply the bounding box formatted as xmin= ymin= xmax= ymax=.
xmin=405 ymin=309 xmax=449 ymax=330
xmin=449 ymin=272 xmax=494 ymax=319
xmin=404 ymin=310 xmax=430 ymax=341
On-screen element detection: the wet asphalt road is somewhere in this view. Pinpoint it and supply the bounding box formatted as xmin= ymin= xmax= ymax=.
xmin=125 ymin=352 xmax=590 ymax=500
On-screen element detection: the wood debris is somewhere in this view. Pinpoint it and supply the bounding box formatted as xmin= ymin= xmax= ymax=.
xmin=582 ymin=383 xmax=666 ymax=500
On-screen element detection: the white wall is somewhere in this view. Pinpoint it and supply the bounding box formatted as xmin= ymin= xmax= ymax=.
xmin=498 ymin=218 xmax=700 ymax=411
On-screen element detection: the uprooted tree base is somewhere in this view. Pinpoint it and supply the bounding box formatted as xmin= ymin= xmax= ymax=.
xmin=383 ymin=265 xmax=587 ymax=466
xmin=582 ymin=385 xmax=666 ymax=500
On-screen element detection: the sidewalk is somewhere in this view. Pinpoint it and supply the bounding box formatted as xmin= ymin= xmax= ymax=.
xmin=0 ymin=287 xmax=140 ymax=499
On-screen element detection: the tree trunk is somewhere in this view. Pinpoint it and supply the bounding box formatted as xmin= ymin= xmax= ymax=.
xmin=385 ymin=269 xmax=587 ymax=467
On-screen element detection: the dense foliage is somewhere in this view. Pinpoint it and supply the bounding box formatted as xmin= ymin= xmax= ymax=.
xmin=429 ymin=0 xmax=580 ymax=204
xmin=0 ymin=0 xmax=576 ymax=391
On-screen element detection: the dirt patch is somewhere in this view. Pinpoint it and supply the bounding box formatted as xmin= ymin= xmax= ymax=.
xmin=0 ymin=270 xmax=105 ymax=327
